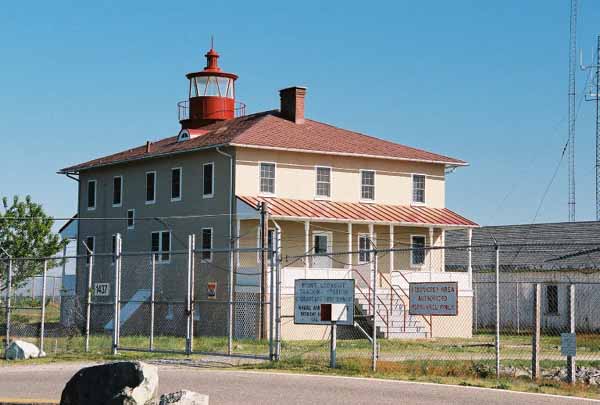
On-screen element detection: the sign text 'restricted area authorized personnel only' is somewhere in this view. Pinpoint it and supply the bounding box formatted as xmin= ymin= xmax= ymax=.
xmin=409 ymin=282 xmax=458 ymax=316
xmin=294 ymin=279 xmax=355 ymax=325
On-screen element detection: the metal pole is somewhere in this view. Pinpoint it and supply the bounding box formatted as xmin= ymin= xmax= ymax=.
xmin=567 ymin=284 xmax=576 ymax=384
xmin=190 ymin=235 xmax=195 ymax=354
xmin=372 ymin=245 xmax=378 ymax=372
xmin=532 ymin=283 xmax=541 ymax=381
xmin=40 ymin=260 xmax=48 ymax=353
xmin=112 ymin=235 xmax=121 ymax=355
xmin=227 ymin=218 xmax=235 ymax=356
xmin=186 ymin=234 xmax=193 ymax=355
xmin=269 ymin=235 xmax=275 ymax=360
xmin=495 ymin=245 xmax=500 ymax=379
xmin=5 ymin=258 xmax=12 ymax=352
xmin=275 ymin=228 xmax=281 ymax=361
xmin=85 ymin=254 xmax=93 ymax=353
xmin=259 ymin=202 xmax=269 ymax=340
xmin=116 ymin=234 xmax=122 ymax=349
xmin=516 ymin=282 xmax=520 ymax=334
xmin=149 ymin=254 xmax=156 ymax=351
xmin=330 ymin=321 xmax=337 ymax=368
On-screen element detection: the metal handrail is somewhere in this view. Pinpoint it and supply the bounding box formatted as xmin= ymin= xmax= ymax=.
xmin=390 ymin=270 xmax=433 ymax=336
xmin=351 ymin=268 xmax=390 ymax=337
xmin=177 ymin=100 xmax=246 ymax=122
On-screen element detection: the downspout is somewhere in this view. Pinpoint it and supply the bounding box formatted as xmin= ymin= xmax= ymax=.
xmin=216 ymin=146 xmax=235 ymax=355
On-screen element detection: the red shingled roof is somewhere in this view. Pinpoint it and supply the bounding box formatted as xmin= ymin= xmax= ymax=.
xmin=60 ymin=111 xmax=466 ymax=173
xmin=238 ymin=196 xmax=478 ymax=228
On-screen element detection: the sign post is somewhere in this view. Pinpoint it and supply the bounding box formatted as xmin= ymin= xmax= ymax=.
xmin=294 ymin=279 xmax=355 ymax=368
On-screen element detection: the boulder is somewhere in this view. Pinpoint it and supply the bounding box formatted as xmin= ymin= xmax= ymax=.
xmin=5 ymin=340 xmax=46 ymax=360
xmin=159 ymin=390 xmax=209 ymax=405
xmin=60 ymin=361 xmax=158 ymax=405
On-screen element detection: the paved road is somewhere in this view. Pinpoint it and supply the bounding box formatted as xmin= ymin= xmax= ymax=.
xmin=0 ymin=362 xmax=596 ymax=404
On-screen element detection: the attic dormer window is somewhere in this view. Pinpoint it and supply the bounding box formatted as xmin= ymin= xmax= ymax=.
xmin=177 ymin=129 xmax=190 ymax=142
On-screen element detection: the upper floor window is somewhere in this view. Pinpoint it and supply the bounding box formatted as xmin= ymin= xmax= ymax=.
xmin=112 ymin=176 xmax=123 ymax=207
xmin=84 ymin=236 xmax=95 ymax=265
xmin=411 ymin=235 xmax=426 ymax=266
xmin=201 ymin=227 xmax=213 ymax=262
xmin=203 ymin=162 xmax=214 ymax=198
xmin=87 ymin=180 xmax=96 ymax=210
xmin=127 ymin=209 xmax=135 ymax=230
xmin=171 ymin=168 xmax=182 ymax=201
xmin=151 ymin=231 xmax=171 ymax=263
xmin=412 ymin=174 xmax=426 ymax=204
xmin=260 ymin=163 xmax=276 ymax=195
xmin=146 ymin=171 xmax=156 ymax=204
xmin=360 ymin=170 xmax=375 ymax=201
xmin=315 ymin=166 xmax=331 ymax=198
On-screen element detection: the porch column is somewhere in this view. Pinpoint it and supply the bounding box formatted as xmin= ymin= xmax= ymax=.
xmin=369 ymin=223 xmax=375 ymax=289
xmin=304 ymin=221 xmax=310 ymax=276
xmin=347 ymin=223 xmax=352 ymax=269
xmin=389 ymin=225 xmax=394 ymax=272
xmin=467 ymin=228 xmax=473 ymax=287
xmin=428 ymin=227 xmax=434 ymax=281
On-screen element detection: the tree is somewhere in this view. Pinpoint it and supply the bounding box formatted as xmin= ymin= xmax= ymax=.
xmin=0 ymin=195 xmax=68 ymax=289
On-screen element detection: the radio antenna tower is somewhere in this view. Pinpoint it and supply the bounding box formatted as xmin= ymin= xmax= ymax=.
xmin=568 ymin=0 xmax=578 ymax=222
xmin=580 ymin=36 xmax=600 ymax=221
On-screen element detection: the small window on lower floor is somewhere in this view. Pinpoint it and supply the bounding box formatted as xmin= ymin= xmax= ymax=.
xmin=151 ymin=231 xmax=171 ymax=263
xmin=546 ymin=285 xmax=559 ymax=314
xmin=127 ymin=209 xmax=135 ymax=229
xmin=201 ymin=228 xmax=213 ymax=261
xmin=358 ymin=234 xmax=371 ymax=263
xmin=84 ymin=236 xmax=95 ymax=265
xmin=411 ymin=235 xmax=426 ymax=266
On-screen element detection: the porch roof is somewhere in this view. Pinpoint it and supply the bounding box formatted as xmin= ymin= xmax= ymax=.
xmin=237 ymin=196 xmax=478 ymax=229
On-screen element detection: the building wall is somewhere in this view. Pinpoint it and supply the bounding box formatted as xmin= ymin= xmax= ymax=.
xmin=75 ymin=147 xmax=235 ymax=335
xmin=234 ymin=147 xmax=446 ymax=208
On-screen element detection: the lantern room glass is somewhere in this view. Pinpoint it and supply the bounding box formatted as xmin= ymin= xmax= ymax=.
xmin=189 ymin=76 xmax=234 ymax=99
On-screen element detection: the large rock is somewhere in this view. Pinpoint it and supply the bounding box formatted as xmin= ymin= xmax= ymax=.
xmin=159 ymin=390 xmax=209 ymax=405
xmin=60 ymin=361 xmax=159 ymax=405
xmin=5 ymin=340 xmax=46 ymax=360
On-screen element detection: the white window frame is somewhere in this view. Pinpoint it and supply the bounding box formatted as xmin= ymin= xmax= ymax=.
xmin=411 ymin=173 xmax=426 ymax=206
xmin=87 ymin=180 xmax=97 ymax=211
xmin=202 ymin=162 xmax=215 ymax=199
xmin=171 ymin=167 xmax=183 ymax=202
xmin=315 ymin=166 xmax=332 ymax=200
xmin=410 ymin=234 xmax=427 ymax=268
xmin=259 ymin=161 xmax=276 ymax=196
xmin=200 ymin=227 xmax=214 ymax=262
xmin=145 ymin=171 xmax=157 ymax=205
xmin=357 ymin=233 xmax=375 ymax=264
xmin=112 ymin=176 xmax=123 ymax=207
xmin=359 ymin=169 xmax=376 ymax=203
xmin=127 ymin=209 xmax=135 ymax=230
xmin=84 ymin=236 xmax=95 ymax=265
xmin=151 ymin=230 xmax=171 ymax=264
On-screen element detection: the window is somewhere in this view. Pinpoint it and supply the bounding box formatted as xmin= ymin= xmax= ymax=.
xmin=546 ymin=285 xmax=559 ymax=314
xmin=84 ymin=236 xmax=95 ymax=265
xmin=260 ymin=163 xmax=275 ymax=195
xmin=201 ymin=228 xmax=213 ymax=261
xmin=171 ymin=168 xmax=182 ymax=201
xmin=412 ymin=174 xmax=426 ymax=204
xmin=360 ymin=170 xmax=375 ymax=201
xmin=146 ymin=171 xmax=156 ymax=204
xmin=411 ymin=235 xmax=426 ymax=266
xmin=358 ymin=234 xmax=372 ymax=263
xmin=151 ymin=231 xmax=171 ymax=263
xmin=203 ymin=162 xmax=214 ymax=198
xmin=112 ymin=176 xmax=123 ymax=207
xmin=127 ymin=209 xmax=135 ymax=230
xmin=111 ymin=234 xmax=117 ymax=264
xmin=316 ymin=167 xmax=331 ymax=198
xmin=87 ymin=180 xmax=96 ymax=210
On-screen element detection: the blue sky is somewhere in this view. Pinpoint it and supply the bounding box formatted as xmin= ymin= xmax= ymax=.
xmin=1 ymin=0 xmax=600 ymax=228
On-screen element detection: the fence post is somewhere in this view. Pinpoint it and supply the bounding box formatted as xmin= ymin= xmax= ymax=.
xmin=112 ymin=234 xmax=122 ymax=355
xmin=85 ymin=254 xmax=93 ymax=353
xmin=190 ymin=235 xmax=195 ymax=354
xmin=5 ymin=258 xmax=12 ymax=352
xmin=532 ymin=283 xmax=541 ymax=380
xmin=149 ymin=254 xmax=156 ymax=351
xmin=495 ymin=245 xmax=500 ymax=379
xmin=567 ymin=284 xmax=576 ymax=384
xmin=259 ymin=202 xmax=269 ymax=341
xmin=186 ymin=234 xmax=193 ymax=355
xmin=372 ymin=244 xmax=378 ymax=372
xmin=227 ymin=217 xmax=236 ymax=356
xmin=40 ymin=260 xmax=48 ymax=354
xmin=274 ymin=228 xmax=281 ymax=361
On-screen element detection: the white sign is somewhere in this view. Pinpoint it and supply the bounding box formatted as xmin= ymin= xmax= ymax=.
xmin=94 ymin=283 xmax=110 ymax=297
xmin=561 ymin=333 xmax=577 ymax=357
xmin=409 ymin=282 xmax=458 ymax=316
xmin=294 ymin=279 xmax=354 ymax=325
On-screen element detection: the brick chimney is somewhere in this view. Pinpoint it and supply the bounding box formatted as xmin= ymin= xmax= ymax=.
xmin=279 ymin=86 xmax=307 ymax=124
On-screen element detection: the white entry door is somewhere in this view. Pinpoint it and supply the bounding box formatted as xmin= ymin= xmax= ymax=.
xmin=312 ymin=232 xmax=332 ymax=269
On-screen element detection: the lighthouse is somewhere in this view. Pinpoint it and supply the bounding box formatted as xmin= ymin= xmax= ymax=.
xmin=178 ymin=45 xmax=245 ymax=129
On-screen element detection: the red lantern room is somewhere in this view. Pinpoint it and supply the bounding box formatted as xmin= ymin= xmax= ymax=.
xmin=178 ymin=45 xmax=246 ymax=129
